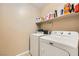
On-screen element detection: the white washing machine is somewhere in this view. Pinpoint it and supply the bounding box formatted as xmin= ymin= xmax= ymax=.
xmin=40 ymin=31 xmax=79 ymax=56
xmin=30 ymin=32 xmax=46 ymax=56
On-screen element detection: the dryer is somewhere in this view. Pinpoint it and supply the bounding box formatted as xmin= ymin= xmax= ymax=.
xmin=30 ymin=32 xmax=46 ymax=56
xmin=40 ymin=31 xmax=79 ymax=56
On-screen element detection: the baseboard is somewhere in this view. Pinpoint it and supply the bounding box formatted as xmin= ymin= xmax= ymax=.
xmin=16 ymin=50 xmax=30 ymax=56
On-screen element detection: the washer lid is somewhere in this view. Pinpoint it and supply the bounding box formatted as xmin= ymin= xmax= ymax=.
xmin=32 ymin=32 xmax=45 ymax=37
xmin=40 ymin=31 xmax=79 ymax=48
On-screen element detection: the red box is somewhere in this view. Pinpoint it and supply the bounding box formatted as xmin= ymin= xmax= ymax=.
xmin=74 ymin=3 xmax=79 ymax=13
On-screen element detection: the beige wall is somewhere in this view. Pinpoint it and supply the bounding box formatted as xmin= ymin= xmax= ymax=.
xmin=0 ymin=4 xmax=40 ymax=55
xmin=41 ymin=3 xmax=64 ymax=17
xmin=40 ymin=3 xmax=79 ymax=32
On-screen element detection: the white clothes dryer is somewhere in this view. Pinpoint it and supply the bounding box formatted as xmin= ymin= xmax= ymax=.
xmin=30 ymin=32 xmax=46 ymax=56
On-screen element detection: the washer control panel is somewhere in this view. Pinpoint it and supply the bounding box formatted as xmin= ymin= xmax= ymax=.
xmin=51 ymin=31 xmax=78 ymax=39
xmin=51 ymin=31 xmax=79 ymax=48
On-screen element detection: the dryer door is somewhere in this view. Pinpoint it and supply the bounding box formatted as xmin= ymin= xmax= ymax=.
xmin=40 ymin=40 xmax=70 ymax=56
xmin=30 ymin=35 xmax=39 ymax=56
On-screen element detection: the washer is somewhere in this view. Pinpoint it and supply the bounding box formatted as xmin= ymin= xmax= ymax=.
xmin=30 ymin=32 xmax=46 ymax=56
xmin=40 ymin=31 xmax=79 ymax=56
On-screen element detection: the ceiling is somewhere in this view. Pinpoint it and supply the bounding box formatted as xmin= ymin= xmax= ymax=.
xmin=30 ymin=3 xmax=48 ymax=9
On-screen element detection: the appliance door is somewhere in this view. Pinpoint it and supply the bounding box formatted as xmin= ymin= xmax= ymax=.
xmin=30 ymin=35 xmax=39 ymax=56
xmin=40 ymin=39 xmax=69 ymax=56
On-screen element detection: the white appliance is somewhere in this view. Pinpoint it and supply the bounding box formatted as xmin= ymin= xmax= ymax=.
xmin=30 ymin=32 xmax=45 ymax=56
xmin=40 ymin=31 xmax=79 ymax=56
